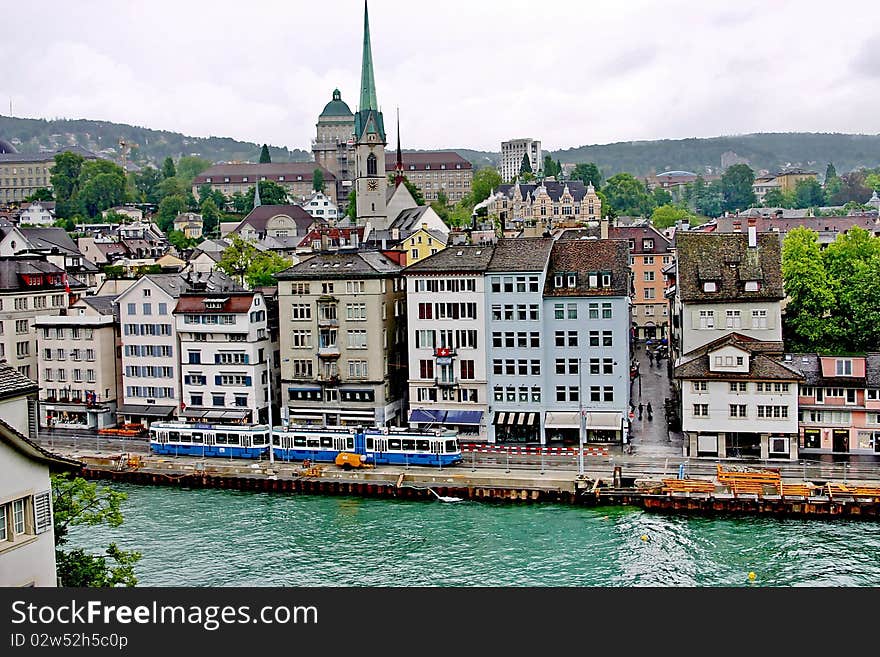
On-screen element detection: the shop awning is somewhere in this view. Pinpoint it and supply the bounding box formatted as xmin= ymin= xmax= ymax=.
xmin=494 ymin=412 xmax=537 ymax=425
xmin=182 ymin=408 xmax=250 ymax=421
xmin=544 ymin=411 xmax=580 ymax=429
xmin=117 ymin=404 xmax=175 ymax=418
xmin=409 ymin=409 xmax=447 ymax=424
xmin=584 ymin=411 xmax=624 ymax=431
xmin=445 ymin=410 xmax=483 ymax=425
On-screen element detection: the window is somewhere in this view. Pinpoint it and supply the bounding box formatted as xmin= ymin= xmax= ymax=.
xmin=726 ymin=310 xmax=741 ymax=329
xmin=693 ymin=404 xmax=709 ymax=417
xmin=567 ymin=274 xmax=577 ymax=288
xmin=127 ymin=303 xmax=136 ymax=315
xmin=603 ymin=358 xmax=614 ymax=375
xmin=291 ymin=304 xmax=312 ymax=320
xmin=589 ymin=331 xmax=599 ymax=347
xmin=554 ymin=331 xmax=565 ymax=347
xmin=602 ymin=302 xmax=612 ymax=319
xmin=699 ymin=310 xmax=714 ymax=329
xmin=567 ymin=304 xmax=577 ymax=319
xmin=836 ymin=359 xmax=853 ymax=376
xmin=702 ymin=281 xmax=717 ymax=292
xmin=643 ymin=288 xmax=656 ymax=300
xmin=459 ymin=360 xmax=475 ymax=380
xmin=348 ymin=360 xmax=368 ymax=378
xmin=13 ymin=499 xmax=26 ymax=535
xmin=590 ymin=386 xmax=601 ymax=402
xmin=143 ymin=303 xmax=152 ymax=315
xmin=588 ymin=303 xmax=599 ymax=319
xmin=644 ymin=271 xmax=655 ymax=282
xmin=729 ymin=404 xmax=747 ymax=418
xmin=347 ymin=330 xmax=368 ymax=349
xmin=603 ymin=387 xmax=614 ymax=402
xmin=729 ymin=382 xmax=747 ymax=392
xmin=757 ymin=405 xmax=789 ymax=419
xmin=346 ymin=303 xmax=367 ymax=321
xmin=642 ymin=239 xmax=654 ymax=250
xmin=752 ymin=309 xmax=767 ymax=328
xmin=602 ymin=331 xmax=613 ymax=347
xmin=554 ymin=304 xmax=564 ymax=320
xmin=159 ymin=303 xmax=168 ymax=315
xmin=15 ymin=319 xmax=28 ymax=334
xmin=556 ymin=386 xmax=566 ymax=402
xmin=567 ymin=331 xmax=578 ymax=347
xmin=693 ymin=381 xmax=707 ymax=392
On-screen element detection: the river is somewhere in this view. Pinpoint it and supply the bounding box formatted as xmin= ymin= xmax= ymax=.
xmin=67 ymin=483 xmax=880 ymax=586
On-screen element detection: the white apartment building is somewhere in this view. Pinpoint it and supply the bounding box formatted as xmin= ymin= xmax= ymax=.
xmin=299 ymin=191 xmax=339 ymax=222
xmin=403 ymin=245 xmax=496 ymax=440
xmin=500 ymin=138 xmax=542 ymax=183
xmin=175 ymin=291 xmax=272 ymax=425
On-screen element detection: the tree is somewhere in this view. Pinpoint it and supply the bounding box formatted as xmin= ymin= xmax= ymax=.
xmin=25 ymin=187 xmax=54 ymax=202
xmin=51 ymin=473 xmax=141 ymax=587
xmin=346 ymin=189 xmax=357 ymax=219
xmin=781 ymin=227 xmax=837 ymax=351
xmin=162 ymin=156 xmax=176 ymax=179
xmin=197 ymin=184 xmax=227 ymax=211
xmin=543 ymin=155 xmax=558 ymax=178
xmin=175 ymin=156 xmax=212 ymax=184
xmin=313 ymin=168 xmax=325 ymax=193
xmin=829 ymin=171 xmax=872 ymax=205
xmin=570 ymin=163 xmax=603 ymax=187
xmin=259 ymin=144 xmax=271 ymax=163
xmin=50 ymin=151 xmax=85 ymax=202
xmin=652 ymin=186 xmax=673 ymax=206
xmin=156 ymin=175 xmax=189 ymax=201
xmin=167 ymin=229 xmax=198 ymax=252
xmin=720 ymin=163 xmax=756 ymax=213
xmin=431 ymin=190 xmax=450 ymax=223
xmin=78 ymin=172 xmax=127 ymax=217
xmin=762 ymin=188 xmax=788 ymax=208
xmin=217 ymin=235 xmax=292 ymax=288
xmin=387 ymin=173 xmax=425 ymax=205
xmin=251 ymin=180 xmax=288 ymax=207
xmin=602 ymin=173 xmax=655 ymax=217
xmin=793 ymin=178 xmax=826 ymax=209
xmin=156 ymin=194 xmax=188 ymax=233
xmin=472 ymin=167 xmax=503 ymax=205
xmin=825 ymin=162 xmax=837 ymax=183
xmin=651 ymin=204 xmax=693 ymax=229
xmin=519 ymin=153 xmax=532 ymax=176
xmin=200 ymin=197 xmax=220 ymax=238
xmin=132 ymin=166 xmax=163 ymax=204
xmin=865 ymin=173 xmax=880 ymax=192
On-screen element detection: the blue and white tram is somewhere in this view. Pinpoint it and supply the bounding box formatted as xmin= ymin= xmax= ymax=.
xmin=149 ymin=422 xmax=271 ymax=459
xmin=272 ymin=426 xmax=462 ymax=466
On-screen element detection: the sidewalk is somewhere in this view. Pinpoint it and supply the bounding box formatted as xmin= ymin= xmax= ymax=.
xmin=628 ymin=341 xmax=684 ymax=457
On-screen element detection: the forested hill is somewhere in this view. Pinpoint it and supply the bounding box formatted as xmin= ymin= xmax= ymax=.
xmin=0 ymin=115 xmax=311 ymax=167
xmin=548 ymin=132 xmax=880 ymax=178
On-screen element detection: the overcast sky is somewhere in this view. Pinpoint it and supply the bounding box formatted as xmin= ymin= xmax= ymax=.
xmin=2 ymin=0 xmax=878 ymax=153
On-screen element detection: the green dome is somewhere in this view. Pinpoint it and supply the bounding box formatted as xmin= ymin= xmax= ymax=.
xmin=320 ymin=89 xmax=353 ymax=118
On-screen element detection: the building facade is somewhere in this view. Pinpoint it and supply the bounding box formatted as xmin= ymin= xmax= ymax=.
xmin=614 ymin=225 xmax=673 ymax=340
xmin=312 ymin=88 xmax=356 ymax=207
xmin=299 ymin=191 xmax=339 ymax=221
xmin=384 ymin=152 xmax=473 ymax=204
xmin=276 ymin=251 xmax=406 ymax=428
xmin=404 ymin=246 xmax=496 ymax=440
xmin=0 ymin=147 xmax=97 ymax=204
xmin=500 ymin=138 xmax=542 ymax=183
xmin=487 ymin=181 xmax=602 ymax=233
xmin=192 ymin=164 xmax=338 ymax=205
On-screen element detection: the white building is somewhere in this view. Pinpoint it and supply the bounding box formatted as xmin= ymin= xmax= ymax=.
xmin=675 ymin=334 xmax=802 ymax=459
xmin=299 ymin=191 xmax=339 ymax=222
xmin=17 ymin=202 xmax=56 ymax=227
xmin=174 ymin=291 xmax=272 ymax=425
xmin=0 ymin=364 xmax=78 ymax=587
xmin=500 ymin=138 xmax=542 ymax=183
xmin=403 ymin=246 xmax=496 ymax=440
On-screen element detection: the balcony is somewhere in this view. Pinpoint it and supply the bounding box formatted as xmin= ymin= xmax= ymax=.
xmin=318 ymin=317 xmax=339 ymax=328
xmin=317 ymin=374 xmax=340 ymax=386
xmin=435 ymin=377 xmax=459 ymax=388
xmin=317 ymin=345 xmax=341 ymax=359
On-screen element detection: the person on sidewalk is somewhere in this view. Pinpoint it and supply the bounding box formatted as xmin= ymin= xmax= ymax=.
xmin=638 ymin=402 xmax=644 ymax=420
xmin=647 ymin=402 xmax=653 ymax=421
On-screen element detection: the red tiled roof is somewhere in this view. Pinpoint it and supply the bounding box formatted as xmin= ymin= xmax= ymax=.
xmin=385 ymin=151 xmax=472 ymax=171
xmin=193 ymin=163 xmax=336 ymax=185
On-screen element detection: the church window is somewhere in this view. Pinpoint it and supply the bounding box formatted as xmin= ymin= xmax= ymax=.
xmin=367 ymin=154 xmax=377 ymax=176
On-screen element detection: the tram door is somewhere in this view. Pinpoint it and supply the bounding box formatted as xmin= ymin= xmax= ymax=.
xmin=431 ymin=439 xmax=442 ymax=465
xmin=242 ymin=435 xmax=252 ymax=448
xmin=205 ymin=433 xmax=215 ymax=446
xmin=333 ymin=436 xmax=348 ymax=452
xmin=155 ymin=431 xmax=168 ymax=444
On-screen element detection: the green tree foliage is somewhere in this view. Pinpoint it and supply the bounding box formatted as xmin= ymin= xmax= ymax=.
xmin=684 ymin=176 xmax=723 ymax=217
xmin=156 ymin=194 xmax=188 ymax=233
xmin=570 ymin=163 xmax=603 ymax=187
xmin=259 ymin=144 xmax=271 ymax=163
xmin=825 ymin=162 xmax=837 ymax=182
xmin=313 ymin=168 xmax=325 ymax=193
xmin=345 ymin=189 xmax=356 ymax=220
xmin=762 ymin=188 xmax=788 ymax=208
xmin=865 ymin=173 xmax=880 ymax=192
xmin=387 ymin=173 xmax=425 ymax=205
xmin=251 ymin=180 xmax=288 ymax=207
xmin=793 ymin=178 xmax=826 ymax=209
xmin=197 ymin=184 xmax=227 ymax=212
xmin=829 ymin=171 xmax=872 ymax=205
xmin=651 ymin=204 xmax=693 ymax=229
xmin=162 ymin=156 xmax=176 ymax=179
xmin=217 ymin=235 xmax=292 ymax=288
xmin=782 ymin=226 xmax=880 ymax=352
xmin=542 ymin=155 xmax=561 ymax=178
xmin=602 ymin=172 xmax=655 ymax=217
xmin=24 ymin=187 xmax=54 ymax=202
xmin=431 ymin=190 xmax=450 ymax=223
xmin=51 ymin=473 xmax=141 ymax=587
xmin=519 ymin=153 xmax=532 ymax=175
xmin=132 ymin=166 xmax=163 ymax=204
xmin=167 ymin=230 xmax=199 ymax=252
xmin=651 ymin=186 xmax=673 ymax=206
xmin=720 ymin=163 xmax=756 ymax=213
xmin=175 ymin=156 xmax=212 ymax=185
xmin=50 ymin=151 xmax=85 ymax=202
xmin=472 ymin=167 xmax=502 ymax=206
xmin=199 ymin=197 xmax=220 ymax=238
xmin=156 ymin=176 xmax=189 ymax=200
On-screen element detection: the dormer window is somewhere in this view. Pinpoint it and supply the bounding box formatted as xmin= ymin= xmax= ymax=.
xmin=643 ymin=239 xmax=654 ymax=250
xmin=588 ymin=273 xmax=598 ymax=287
xmin=601 ymin=273 xmax=612 ymax=287
xmin=744 ymin=280 xmax=760 ymax=292
xmin=242 ymin=177 xmax=248 ymax=182
xmin=206 ymin=177 xmax=212 ymax=183
xmin=703 ymin=281 xmax=717 ymax=292
xmin=836 ymin=359 xmax=853 ymax=376
xmin=628 ymin=239 xmax=635 ymax=251
xmin=567 ymin=274 xmax=577 ymax=288
xmin=554 ymin=275 xmax=563 ymax=288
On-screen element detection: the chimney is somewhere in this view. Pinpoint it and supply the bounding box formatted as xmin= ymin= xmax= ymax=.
xmin=747 ymin=218 xmax=757 ymax=248
xmin=391 ymin=228 xmax=400 ymax=241
xmin=600 ymin=216 xmax=609 ymax=240
xmin=422 ymin=222 xmax=428 ymax=231
xmin=732 ymin=220 xmax=742 ymax=232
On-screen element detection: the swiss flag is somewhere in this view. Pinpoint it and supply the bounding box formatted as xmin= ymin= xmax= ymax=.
xmin=63 ymin=272 xmax=71 ymax=294
xmin=436 ymin=347 xmax=451 ymax=357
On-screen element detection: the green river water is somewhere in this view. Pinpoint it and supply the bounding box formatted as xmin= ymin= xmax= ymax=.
xmin=67 ymin=483 xmax=880 ymax=586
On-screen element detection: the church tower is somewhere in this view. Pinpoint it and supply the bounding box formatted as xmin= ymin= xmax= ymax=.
xmin=354 ymin=1 xmax=389 ymax=228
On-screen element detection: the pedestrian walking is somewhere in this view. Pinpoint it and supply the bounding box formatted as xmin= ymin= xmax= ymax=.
xmin=647 ymin=402 xmax=653 ymax=421
xmin=638 ymin=402 xmax=644 ymax=420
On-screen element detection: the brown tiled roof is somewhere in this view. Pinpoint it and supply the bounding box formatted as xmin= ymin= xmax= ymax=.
xmin=0 ymin=364 xmax=39 ymax=401
xmin=674 ymin=353 xmax=804 ymax=381
xmin=681 ymin=332 xmax=785 ymax=361
xmin=385 ymin=151 xmax=472 ymax=171
xmin=675 ymin=232 xmax=784 ymax=302
xmin=235 ymin=204 xmax=321 ymax=235
xmin=193 ymin=163 xmax=336 ymax=185
xmin=608 ymin=225 xmax=673 ymax=254
xmin=487 ymin=237 xmax=553 ymax=272
xmin=784 ymin=352 xmax=872 ymax=387
xmin=403 ymin=245 xmax=496 ymax=274
xmin=174 ymin=293 xmax=254 ymax=314
xmin=543 ymin=239 xmax=629 ymax=297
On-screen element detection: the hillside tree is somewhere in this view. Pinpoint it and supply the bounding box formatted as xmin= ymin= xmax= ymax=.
xmin=720 ymin=163 xmax=756 ymax=213
xmin=313 ymin=168 xmax=325 ymax=193
xmin=162 ymin=157 xmax=176 ymax=179
xmin=259 ymin=144 xmax=271 ymax=163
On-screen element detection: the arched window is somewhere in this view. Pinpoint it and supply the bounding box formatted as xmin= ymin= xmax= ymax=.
xmin=367 ymin=153 xmax=377 ymax=176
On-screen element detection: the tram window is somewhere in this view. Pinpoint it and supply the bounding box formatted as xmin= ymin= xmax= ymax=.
xmin=388 ymin=439 xmax=401 ymax=450
xmin=307 ymin=438 xmax=320 ymax=448
xmin=226 ymin=435 xmax=240 ymax=445
xmin=446 ymin=440 xmax=457 ymax=453
xmin=169 ymin=431 xmax=179 ymax=440
xmin=215 ymin=433 xmax=227 ymax=445
xmin=347 ymin=437 xmax=354 ymax=449
xmin=253 ymin=434 xmax=266 ymax=446
xmin=402 ymin=439 xmax=415 ymax=451
xmin=179 ymin=434 xmax=192 ymax=443
xmin=149 ymin=430 xmax=157 ymax=440
xmin=366 ymin=438 xmax=374 ymax=450
xmin=272 ymin=436 xmax=281 ymax=446
xmin=320 ymin=437 xmax=333 ymax=448
xmin=192 ymin=433 xmax=204 ymax=443
xmin=294 ymin=436 xmax=307 ymax=447
xmin=416 ymin=439 xmax=430 ymax=451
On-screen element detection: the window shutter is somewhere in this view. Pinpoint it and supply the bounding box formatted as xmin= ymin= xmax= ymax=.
xmin=214 ymin=354 xmax=221 ymax=364
xmin=243 ymin=355 xmax=249 ymax=364
xmin=34 ymin=491 xmax=52 ymax=534
xmin=215 ymin=375 xmax=222 ymax=385
xmin=245 ymin=376 xmax=253 ymax=386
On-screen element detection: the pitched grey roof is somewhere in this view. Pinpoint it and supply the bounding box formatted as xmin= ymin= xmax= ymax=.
xmin=0 ymin=364 xmax=39 ymax=401
xmin=0 ymin=256 xmax=87 ymax=292
xmin=136 ymin=271 xmax=242 ymax=298
xmin=403 ymin=244 xmax=496 ymax=274
xmin=675 ymin=339 xmax=803 ymax=381
xmin=497 ymin=180 xmax=592 ymax=202
xmin=19 ymin=227 xmax=79 ymax=254
xmin=390 ymin=206 xmax=431 ymax=232
xmin=80 ymin=295 xmax=119 ymax=319
xmin=235 ymin=204 xmax=320 ymax=236
xmin=487 ymin=237 xmax=554 ymax=272
xmin=276 ymin=251 xmax=401 ymax=279
xmin=0 ymin=145 xmax=98 ymax=164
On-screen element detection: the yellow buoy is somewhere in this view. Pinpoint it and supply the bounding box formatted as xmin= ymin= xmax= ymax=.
xmin=748 ymin=571 xmax=756 ymax=581
xmin=640 ymin=535 xmax=648 ymax=542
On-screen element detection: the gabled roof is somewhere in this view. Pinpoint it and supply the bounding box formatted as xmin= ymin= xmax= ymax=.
xmin=675 ymin=232 xmax=784 ymax=302
xmin=0 ymin=364 xmax=39 ymax=401
xmin=0 ymin=256 xmax=87 ymax=292
xmin=0 ymin=416 xmax=80 ymax=471
xmin=487 ymin=237 xmax=554 ymax=272
xmin=390 ymin=206 xmax=431 ymax=232
xmin=403 ymin=244 xmax=495 ymax=274
xmin=175 ymin=293 xmax=255 ymax=314
xmin=497 ymin=180 xmax=594 ymax=203
xmin=235 ymin=204 xmax=320 ymax=236
xmin=608 ymin=225 xmax=673 ymax=254
xmin=681 ymin=332 xmax=785 ymax=361
xmin=276 ymin=250 xmax=401 ymax=279
xmin=674 ymin=352 xmax=804 ymax=381
xmin=543 ymin=240 xmax=630 ymax=297
xmin=784 ymin=353 xmax=873 ymax=387
xmin=115 ymin=271 xmax=242 ymax=302
xmin=18 ymin=227 xmax=79 ymax=254
xmin=79 ymin=295 xmax=119 ymax=320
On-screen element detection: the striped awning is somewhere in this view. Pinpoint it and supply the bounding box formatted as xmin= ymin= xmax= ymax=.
xmin=494 ymin=412 xmax=537 ymax=426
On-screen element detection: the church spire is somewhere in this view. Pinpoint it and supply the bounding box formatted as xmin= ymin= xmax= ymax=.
xmin=359 ymin=1 xmax=378 ymax=112
xmin=253 ymin=179 xmax=261 ymax=208
xmin=394 ymin=108 xmax=404 ymax=187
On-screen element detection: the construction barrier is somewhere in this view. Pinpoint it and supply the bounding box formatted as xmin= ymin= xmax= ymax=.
xmin=460 ymin=444 xmax=609 ymax=456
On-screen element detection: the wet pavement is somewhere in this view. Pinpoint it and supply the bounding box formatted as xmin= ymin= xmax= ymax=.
xmin=627 ymin=341 xmax=685 ymax=458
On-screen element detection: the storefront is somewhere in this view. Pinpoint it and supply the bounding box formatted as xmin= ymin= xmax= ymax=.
xmin=544 ymin=411 xmax=625 ymax=445
xmin=492 ymin=411 xmax=539 ymax=443
xmin=409 ymin=409 xmax=484 ymax=439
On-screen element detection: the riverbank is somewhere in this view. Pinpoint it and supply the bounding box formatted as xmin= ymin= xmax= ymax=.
xmin=61 ymin=448 xmax=880 ymax=519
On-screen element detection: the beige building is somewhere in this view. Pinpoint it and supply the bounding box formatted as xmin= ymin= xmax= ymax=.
xmin=34 ymin=296 xmax=120 ymax=429
xmin=0 ymin=146 xmax=97 ymax=204
xmin=192 ymin=163 xmax=338 ymax=205
xmin=488 ymin=180 xmax=602 ymax=232
xmin=275 ymin=251 xmax=406 ymax=427
xmin=173 ymin=212 xmax=204 ymax=239
xmin=312 ymin=89 xmax=356 ymax=207
xmin=384 ymin=152 xmax=473 ymax=204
